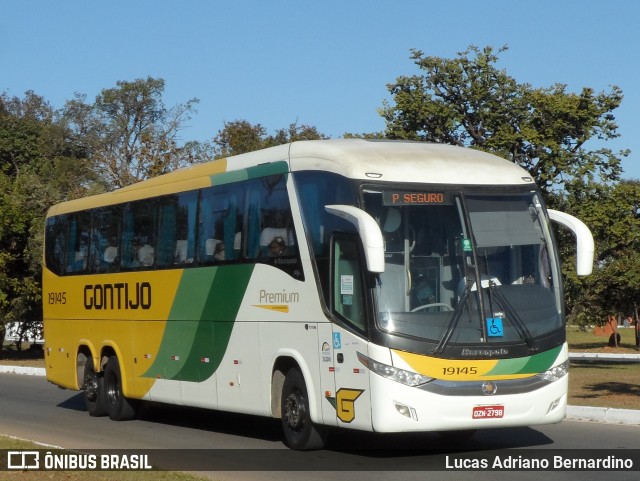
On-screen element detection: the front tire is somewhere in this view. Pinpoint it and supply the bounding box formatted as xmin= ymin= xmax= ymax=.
xmin=103 ymin=356 xmax=138 ymax=421
xmin=82 ymin=356 xmax=107 ymax=417
xmin=281 ymin=368 xmax=326 ymax=450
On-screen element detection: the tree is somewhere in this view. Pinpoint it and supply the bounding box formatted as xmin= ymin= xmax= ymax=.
xmin=0 ymin=91 xmax=91 ymax=347
xmin=380 ymin=45 xmax=636 ymax=326
xmin=63 ymin=77 xmax=213 ymax=189
xmin=213 ymin=120 xmax=327 ymax=158
xmin=380 ymin=46 xmax=628 ymax=194
xmin=560 ymin=180 xmax=640 ymax=325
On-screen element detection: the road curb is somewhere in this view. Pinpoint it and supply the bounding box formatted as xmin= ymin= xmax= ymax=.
xmin=565 ymin=405 xmax=640 ymax=426
xmin=0 ymin=365 xmax=46 ymax=376
xmin=569 ymin=352 xmax=640 ymax=362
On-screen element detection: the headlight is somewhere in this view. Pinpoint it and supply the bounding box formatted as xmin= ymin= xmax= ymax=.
xmin=537 ymin=359 xmax=569 ymax=382
xmin=357 ymin=352 xmax=432 ymax=387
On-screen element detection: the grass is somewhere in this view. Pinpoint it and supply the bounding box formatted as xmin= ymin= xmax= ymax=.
xmin=566 ymin=325 xmax=639 ymax=353
xmin=566 ymin=325 xmax=640 ymax=410
xmin=0 ymin=343 xmax=46 ymax=366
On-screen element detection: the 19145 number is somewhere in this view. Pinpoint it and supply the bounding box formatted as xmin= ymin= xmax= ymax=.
xmin=442 ymin=366 xmax=478 ymax=376
xmin=48 ymin=292 xmax=67 ymax=305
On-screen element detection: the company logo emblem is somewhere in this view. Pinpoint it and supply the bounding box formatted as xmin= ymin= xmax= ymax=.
xmin=325 ymin=388 xmax=365 ymax=423
xmin=481 ymin=381 xmax=498 ymax=395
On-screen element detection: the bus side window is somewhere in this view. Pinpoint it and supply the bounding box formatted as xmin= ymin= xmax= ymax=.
xmin=121 ymin=201 xmax=157 ymax=269
xmin=66 ymin=212 xmax=90 ymax=274
xmin=157 ymin=191 xmax=197 ymax=267
xmin=198 ymin=185 xmax=244 ymax=263
xmin=332 ymin=235 xmax=366 ymax=332
xmin=45 ymin=215 xmax=67 ymax=276
xmin=92 ymin=206 xmax=121 ymax=273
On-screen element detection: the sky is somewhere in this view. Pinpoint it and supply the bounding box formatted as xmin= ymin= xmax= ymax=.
xmin=2 ymin=0 xmax=639 ymax=178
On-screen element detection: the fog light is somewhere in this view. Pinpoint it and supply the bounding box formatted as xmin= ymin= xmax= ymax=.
xmin=394 ymin=402 xmax=418 ymax=421
xmin=395 ymin=403 xmax=410 ymax=418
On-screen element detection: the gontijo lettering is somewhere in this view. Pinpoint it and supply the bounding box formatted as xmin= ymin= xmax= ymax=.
xmin=84 ymin=282 xmax=151 ymax=310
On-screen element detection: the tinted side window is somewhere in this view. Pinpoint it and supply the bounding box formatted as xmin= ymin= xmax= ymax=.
xmin=65 ymin=211 xmax=91 ymax=274
xmin=157 ymin=191 xmax=198 ymax=267
xmin=45 ymin=215 xmax=67 ymax=276
xmin=91 ymin=206 xmax=121 ymax=273
xmin=198 ymin=184 xmax=244 ymax=263
xmin=247 ymin=175 xmax=303 ymax=280
xmin=121 ymin=200 xmax=157 ymax=269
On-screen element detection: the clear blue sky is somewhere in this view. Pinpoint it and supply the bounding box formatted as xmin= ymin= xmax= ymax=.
xmin=3 ymin=0 xmax=639 ymax=178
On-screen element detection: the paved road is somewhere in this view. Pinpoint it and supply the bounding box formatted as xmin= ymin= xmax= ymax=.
xmin=1 ymin=373 xmax=639 ymax=481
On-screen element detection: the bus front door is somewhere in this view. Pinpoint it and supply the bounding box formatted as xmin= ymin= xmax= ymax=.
xmin=329 ymin=325 xmax=372 ymax=430
xmin=330 ymin=234 xmax=372 ymax=430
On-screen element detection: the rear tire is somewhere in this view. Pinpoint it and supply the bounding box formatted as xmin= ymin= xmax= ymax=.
xmin=103 ymin=356 xmax=138 ymax=421
xmin=82 ymin=356 xmax=107 ymax=417
xmin=281 ymin=368 xmax=326 ymax=450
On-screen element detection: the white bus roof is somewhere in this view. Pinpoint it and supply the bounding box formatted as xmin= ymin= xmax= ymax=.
xmin=286 ymin=139 xmax=535 ymax=186
xmin=48 ymin=140 xmax=534 ymax=216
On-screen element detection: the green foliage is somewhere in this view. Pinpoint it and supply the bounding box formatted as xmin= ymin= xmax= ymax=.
xmin=0 ymin=93 xmax=70 ymax=337
xmin=380 ymin=45 xmax=635 ymax=326
xmin=213 ymin=119 xmax=327 ymax=158
xmin=62 ymin=77 xmax=213 ymax=189
xmin=380 ymin=45 xmax=628 ymax=193
xmin=560 ymin=180 xmax=640 ymax=324
xmin=0 ymin=90 xmax=119 ymax=345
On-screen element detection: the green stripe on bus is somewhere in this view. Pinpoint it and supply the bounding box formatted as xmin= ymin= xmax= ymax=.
xmin=142 ymin=264 xmax=254 ymax=382
xmin=210 ymin=161 xmax=289 ymax=186
xmin=515 ymin=345 xmax=563 ymax=374
xmin=485 ymin=345 xmax=562 ymax=376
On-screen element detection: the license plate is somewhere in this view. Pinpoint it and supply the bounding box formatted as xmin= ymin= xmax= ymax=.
xmin=472 ymin=405 xmax=504 ymax=419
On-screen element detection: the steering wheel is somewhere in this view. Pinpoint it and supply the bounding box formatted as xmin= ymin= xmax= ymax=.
xmin=411 ymin=303 xmax=453 ymax=313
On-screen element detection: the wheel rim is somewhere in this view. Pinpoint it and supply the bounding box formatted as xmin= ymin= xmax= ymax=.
xmin=84 ymin=372 xmax=98 ymax=402
xmin=284 ymin=390 xmax=306 ymax=432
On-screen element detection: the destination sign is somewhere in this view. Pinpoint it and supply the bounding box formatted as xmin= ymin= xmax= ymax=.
xmin=383 ymin=191 xmax=452 ymax=206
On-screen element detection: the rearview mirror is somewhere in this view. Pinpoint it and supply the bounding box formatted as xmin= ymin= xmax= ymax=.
xmin=547 ymin=209 xmax=594 ymax=276
xmin=325 ymin=205 xmax=385 ymax=273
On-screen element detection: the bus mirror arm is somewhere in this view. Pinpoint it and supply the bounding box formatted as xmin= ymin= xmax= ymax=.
xmin=325 ymin=205 xmax=385 ymax=273
xmin=547 ymin=209 xmax=594 ymax=276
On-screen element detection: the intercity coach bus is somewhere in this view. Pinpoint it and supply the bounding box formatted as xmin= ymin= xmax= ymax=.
xmin=43 ymin=140 xmax=593 ymax=450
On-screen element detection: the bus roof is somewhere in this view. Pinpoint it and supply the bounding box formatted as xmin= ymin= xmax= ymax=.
xmin=287 ymin=139 xmax=534 ymax=186
xmin=47 ymin=140 xmax=535 ymax=216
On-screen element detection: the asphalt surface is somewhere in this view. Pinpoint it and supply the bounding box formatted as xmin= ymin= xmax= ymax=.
xmin=2 ymin=352 xmax=639 ymax=426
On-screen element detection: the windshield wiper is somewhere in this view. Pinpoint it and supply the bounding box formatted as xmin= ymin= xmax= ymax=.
xmin=489 ymin=285 xmax=537 ymax=352
xmin=433 ymin=280 xmax=472 ymax=355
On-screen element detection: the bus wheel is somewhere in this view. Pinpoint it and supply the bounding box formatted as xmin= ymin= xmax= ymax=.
xmin=281 ymin=368 xmax=326 ymax=450
xmin=82 ymin=357 xmax=107 ymax=417
xmin=103 ymin=356 xmax=138 ymax=421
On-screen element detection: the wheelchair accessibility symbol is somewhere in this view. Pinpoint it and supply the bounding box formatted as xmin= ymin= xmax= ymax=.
xmin=333 ymin=332 xmax=342 ymax=349
xmin=486 ymin=317 xmax=504 ymax=337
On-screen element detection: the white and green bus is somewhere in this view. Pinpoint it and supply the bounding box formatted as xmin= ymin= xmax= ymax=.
xmin=43 ymin=139 xmax=593 ymax=450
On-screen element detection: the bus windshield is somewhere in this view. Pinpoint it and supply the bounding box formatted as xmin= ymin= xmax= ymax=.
xmin=362 ymin=189 xmax=562 ymax=349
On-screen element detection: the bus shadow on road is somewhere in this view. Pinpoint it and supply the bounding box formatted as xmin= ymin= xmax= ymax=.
xmin=57 ymin=392 xmax=554 ymax=455
xmin=56 ymin=392 xmax=87 ymax=412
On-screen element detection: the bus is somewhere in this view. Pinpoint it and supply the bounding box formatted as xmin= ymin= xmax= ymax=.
xmin=43 ymin=139 xmax=593 ymax=450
